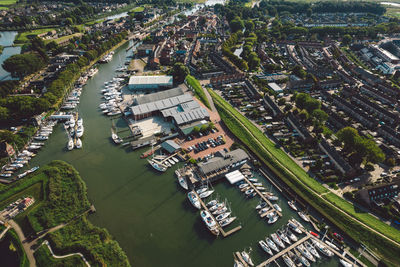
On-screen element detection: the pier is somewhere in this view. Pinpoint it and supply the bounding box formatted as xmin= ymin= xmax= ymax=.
xmin=243 ymin=177 xmax=282 ymax=217
xmin=194 ymin=191 xmax=242 ymax=238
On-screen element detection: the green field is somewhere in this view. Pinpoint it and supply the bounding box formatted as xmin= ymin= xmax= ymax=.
xmin=131 ymin=6 xmax=144 ymax=12
xmin=0 ymin=0 xmax=17 ymax=5
xmin=185 ymin=75 xmax=211 ymax=109
xmin=34 ymin=245 xmax=86 ymax=267
xmin=15 ymin=28 xmax=56 ymax=44
xmin=209 ymin=89 xmax=400 ymax=266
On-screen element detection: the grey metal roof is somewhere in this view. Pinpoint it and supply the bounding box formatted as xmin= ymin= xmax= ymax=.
xmin=161 ymin=140 xmax=181 ymax=153
xmin=128 ymin=75 xmax=173 ymax=86
xmin=131 ymin=94 xmax=193 ymax=116
xmin=160 ymin=100 xmax=209 ymax=125
xmin=135 ymin=88 xmax=183 ymax=105
xmin=199 ymin=149 xmax=249 ymax=175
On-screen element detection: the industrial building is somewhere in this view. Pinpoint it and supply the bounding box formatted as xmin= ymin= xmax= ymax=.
xmin=128 ymin=75 xmax=173 ymax=90
xmin=198 ymin=149 xmax=249 ymax=176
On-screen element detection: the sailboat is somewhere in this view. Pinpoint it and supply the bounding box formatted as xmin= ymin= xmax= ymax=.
xmin=175 ymin=170 xmax=188 ymax=190
xmin=148 ymin=159 xmax=167 ymax=172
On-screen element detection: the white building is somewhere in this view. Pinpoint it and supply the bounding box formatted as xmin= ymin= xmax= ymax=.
xmin=128 ymin=75 xmax=173 ymax=90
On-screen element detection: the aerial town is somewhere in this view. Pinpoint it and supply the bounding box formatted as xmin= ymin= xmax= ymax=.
xmin=0 ymin=0 xmax=399 ymax=267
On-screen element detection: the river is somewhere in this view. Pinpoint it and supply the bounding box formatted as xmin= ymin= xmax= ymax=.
xmin=22 ymin=38 xmax=344 ymax=266
xmin=0 ymin=31 xmax=21 ymax=81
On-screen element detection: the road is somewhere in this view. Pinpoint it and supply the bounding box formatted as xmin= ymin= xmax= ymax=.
xmin=6 ymin=219 xmax=36 ymax=267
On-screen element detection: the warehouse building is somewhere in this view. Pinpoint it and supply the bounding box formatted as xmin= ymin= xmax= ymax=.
xmin=128 ymin=75 xmax=173 ymax=90
xmin=198 ymin=149 xmax=249 ymax=176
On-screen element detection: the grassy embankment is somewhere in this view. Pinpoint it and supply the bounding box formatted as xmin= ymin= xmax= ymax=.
xmin=208 ymin=88 xmax=400 ymax=266
xmin=14 ymin=28 xmax=57 ymax=44
xmin=0 ymin=161 xmax=130 ymax=267
xmin=34 ymin=245 xmax=85 ymax=267
xmin=0 ymin=0 xmax=17 ymax=10
xmin=185 ymin=75 xmax=211 ymax=109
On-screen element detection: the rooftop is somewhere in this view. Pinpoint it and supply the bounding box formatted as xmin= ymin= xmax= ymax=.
xmin=134 ymin=87 xmax=183 ymax=105
xmin=128 ymin=75 xmax=173 ymax=86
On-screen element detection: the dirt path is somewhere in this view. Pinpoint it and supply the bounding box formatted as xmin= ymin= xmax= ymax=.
xmin=7 ymin=219 xmax=36 ymax=267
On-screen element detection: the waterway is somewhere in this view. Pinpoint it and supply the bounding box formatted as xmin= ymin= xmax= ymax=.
xmin=23 ymin=39 xmax=345 ymax=266
xmin=0 ymin=31 xmax=21 ymax=81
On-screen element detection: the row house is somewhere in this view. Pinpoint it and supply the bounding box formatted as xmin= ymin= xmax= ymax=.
xmin=357 ymin=178 xmax=400 ymax=205
xmin=337 ymin=69 xmax=357 ymax=85
xmin=360 ymin=85 xmax=396 ymax=106
xmin=318 ymin=137 xmax=354 ymax=177
xmin=377 ymin=84 xmax=400 ymax=98
xmin=317 ymin=79 xmax=342 ymax=90
xmin=210 ymin=73 xmax=245 ymax=86
xmin=378 ymin=125 xmax=400 ymax=147
xmin=285 ymin=114 xmax=313 ymax=143
xmin=263 ymin=94 xmax=283 ymax=118
xmin=351 ymin=95 xmax=400 ymax=125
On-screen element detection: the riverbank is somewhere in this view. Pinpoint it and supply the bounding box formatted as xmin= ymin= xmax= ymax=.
xmin=0 ymin=160 xmax=130 ymax=266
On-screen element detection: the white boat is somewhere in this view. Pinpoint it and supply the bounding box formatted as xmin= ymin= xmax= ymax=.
xmin=188 ymin=191 xmax=201 ymax=209
xmin=256 ymin=202 xmax=267 ymax=210
xmin=258 ymin=207 xmax=270 ymax=215
xmin=287 ymin=229 xmax=298 ymax=242
xmin=288 ymin=221 xmax=302 ymax=234
xmin=238 ymin=183 xmax=249 ymax=189
xmin=268 ymin=213 xmax=279 ymax=224
xmin=148 ymin=159 xmax=167 ymax=172
xmin=111 ymin=129 xmax=123 ymax=144
xmin=277 ymin=230 xmax=291 ymax=245
xmin=29 ymin=166 xmax=39 ymax=173
xmin=17 ymin=171 xmax=29 ymax=179
xmin=265 ymin=193 xmax=278 ymax=201
xmin=294 ymin=248 xmax=310 ymax=267
xmin=215 ymin=212 xmax=231 ymax=221
xmin=259 ymin=240 xmax=273 ymax=256
xmin=164 ymin=161 xmax=171 ymax=168
xmin=256 ymin=186 xmax=266 ymax=191
xmin=175 ymin=170 xmax=188 ymax=190
xmin=0 ymin=173 xmax=11 ymax=177
xmin=312 ymin=239 xmax=334 ymax=257
xmin=240 ymin=251 xmax=254 ymax=267
xmin=75 ymin=138 xmax=82 ymax=149
xmin=172 ymin=157 xmax=179 ymax=163
xmin=324 ymin=240 xmax=340 ymax=251
xmin=76 ymin=125 xmax=84 ymax=138
xmin=67 ymin=138 xmax=74 ymax=151
xmin=273 ymin=204 xmax=282 ymax=212
xmin=168 ymin=159 xmax=175 ymax=165
xmin=298 ymin=244 xmax=315 ymax=262
xmin=253 ymin=182 xmax=263 ymax=186
xmin=271 ymin=233 xmax=285 ymax=248
xmin=199 ymin=190 xmax=214 ymax=199
xmin=206 ymin=200 xmax=217 ymax=207
xmin=200 ymin=210 xmax=219 ymax=236
xmin=245 ymin=189 xmax=254 ymax=195
xmin=292 ymin=218 xmax=304 ymax=229
xmin=197 ymin=187 xmax=208 ymax=194
xmin=283 ymin=254 xmax=296 ymax=267
xmin=339 ymin=259 xmax=354 ymax=267
xmin=209 ymin=203 xmax=224 ymax=212
xmin=304 ymin=241 xmax=320 ymax=259
xmin=248 ymin=178 xmax=258 ymax=183
xmin=213 ymin=206 xmax=228 ymax=215
xmin=288 ymin=200 xmax=298 ymax=211
xmin=34 ymin=136 xmax=48 ymax=141
xmin=266 ymin=237 xmax=279 ymax=252
xmin=298 ymin=211 xmax=310 ymax=222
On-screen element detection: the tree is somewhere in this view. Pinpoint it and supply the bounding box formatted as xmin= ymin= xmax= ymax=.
xmin=0 ymin=107 xmax=9 ymax=121
xmin=298 ymin=109 xmax=309 ymax=121
xmin=284 ymin=103 xmax=293 ymax=112
xmin=292 ymin=65 xmax=306 ymax=79
xmin=192 ymin=126 xmax=200 ymax=133
xmin=312 ymin=109 xmax=328 ymax=124
xmin=245 ymin=20 xmax=255 ymax=32
xmin=229 ymin=17 xmax=244 ymax=32
xmin=207 ymin=122 xmax=215 ymax=130
xmin=2 ymin=53 xmax=45 ymax=78
xmin=278 ymin=98 xmax=286 ymax=106
xmin=342 ymin=34 xmax=352 ymax=45
xmin=168 ymin=63 xmax=189 ymax=84
xmin=337 ymin=127 xmax=359 ymax=151
xmin=295 ymin=93 xmax=309 ymax=110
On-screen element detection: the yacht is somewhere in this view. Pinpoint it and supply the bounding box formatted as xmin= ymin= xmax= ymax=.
xmin=271 ymin=233 xmax=285 ymax=248
xmin=298 ymin=211 xmax=310 ymax=222
xmin=304 ymin=241 xmax=320 ymax=259
xmin=253 ymin=182 xmax=263 ymax=186
xmin=287 ymin=228 xmax=298 ymax=242
xmin=292 ymin=218 xmax=305 ymax=229
xmin=111 ymin=129 xmax=123 ymax=144
xmin=168 ymin=159 xmax=175 ymax=165
xmin=199 ymin=190 xmax=214 ymax=199
xmin=266 ymin=237 xmax=279 ymax=252
xmin=273 ymin=203 xmax=282 ymax=212
xmin=148 ymin=159 xmax=167 ymax=172
xmin=312 ymin=239 xmax=334 ymax=257
xmin=268 ymin=213 xmax=279 ymax=224
xmin=172 ymin=157 xmax=179 ymax=163
xmin=248 ymin=178 xmax=258 ymax=183
xmin=213 ymin=206 xmax=228 ymax=215
xmin=209 ymin=203 xmax=224 ymax=212
xmin=324 ymin=240 xmax=340 ymax=251
xmin=219 ymin=216 xmax=236 ymax=227
xmin=197 ymin=187 xmax=208 ymax=194
xmin=277 ymin=230 xmax=291 ymax=245
xmin=258 ymin=207 xmax=270 ymax=215
xmin=67 ymin=138 xmax=74 ymax=151
xmin=188 ymin=191 xmax=201 ymax=209
xmin=206 ymin=200 xmax=217 ymax=207
xmin=175 ymin=170 xmax=188 ymax=190
xmin=266 ymin=194 xmax=278 ymax=201
xmin=28 ymin=166 xmax=39 ymax=173
xmin=244 ymin=189 xmax=254 ymax=195
xmin=288 ymin=200 xmax=298 ymax=211
xmin=238 ymin=183 xmax=249 ymax=189
xmin=294 ymin=248 xmax=310 ymax=267
xmin=76 ymin=125 xmax=84 ymax=138
xmin=240 ymin=251 xmax=254 ymax=267
xmin=297 ymin=244 xmax=315 ymax=262
xmin=215 ymin=212 xmax=231 ymax=221
xmin=258 ymin=240 xmax=273 ymax=256
xmin=339 ymin=259 xmax=354 ymax=267
xmin=282 ymin=254 xmax=296 ymax=267
xmin=34 ymin=136 xmax=48 ymax=141
xmin=75 ymin=138 xmax=82 ymax=149
xmin=200 ymin=210 xmax=219 ymax=236
xmin=256 ymin=201 xmax=267 ymax=210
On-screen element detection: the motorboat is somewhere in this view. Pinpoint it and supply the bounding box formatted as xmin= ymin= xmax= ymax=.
xmin=268 ymin=212 xmax=279 ymax=224
xmin=258 ymin=207 xmax=270 ymax=215
xmin=259 ymin=240 xmax=273 ymax=256
xmin=292 ymin=218 xmax=304 ymax=229
xmin=248 ymin=178 xmax=258 ymax=183
xmin=240 ymin=251 xmax=254 ymax=267
xmin=297 ymin=244 xmax=315 ymax=262
xmin=283 ymin=254 xmax=296 ymax=267
xmin=148 ymin=159 xmax=167 ymax=172
xmin=172 ymin=157 xmax=179 ymax=163
xmin=175 ymin=170 xmax=188 ymax=190
xmin=76 ymin=125 xmax=84 ymax=138
xmin=266 ymin=237 xmax=279 ymax=252
xmin=28 ymin=166 xmax=39 ymax=173
xmin=298 ymin=211 xmax=310 ymax=222
xmin=238 ymin=183 xmax=249 ymax=189
xmin=246 ymin=192 xmax=256 ymax=198
xmin=164 ymin=161 xmax=171 ymax=168
xmin=288 ymin=250 xmax=302 ymax=267
xmin=197 ymin=187 xmax=208 ymax=194
xmin=111 ymin=129 xmax=123 ymax=144
xmin=294 ymin=248 xmax=310 ymax=267
xmin=67 ymin=138 xmax=74 ymax=151
xmin=199 ymin=190 xmax=214 ymax=199
xmin=271 ymin=233 xmax=285 ymax=248
xmin=256 ymin=186 xmax=266 ymax=191
xmin=256 ymin=202 xmax=267 ymax=210
xmin=75 ymin=138 xmax=82 ymax=149
xmin=206 ymin=200 xmax=217 ymax=207
xmin=312 ymin=239 xmax=334 ymax=257
xmin=215 ymin=212 xmax=231 ymax=221
xmin=34 ymin=136 xmax=48 ymax=141
xmin=266 ymin=194 xmax=279 ymax=201
xmin=0 ymin=173 xmax=11 ymax=177
xmin=219 ymin=216 xmax=236 ymax=227
xmin=277 ymin=230 xmax=291 ymax=245
xmin=168 ymin=159 xmax=175 ymax=165
xmin=188 ymin=191 xmax=201 ymax=209
xmin=209 ymin=203 xmax=224 ymax=212
xmin=245 ymin=189 xmax=254 ymax=195
xmin=17 ymin=171 xmax=29 ymax=179
xmin=304 ymin=241 xmax=320 ymax=259
xmin=287 ymin=228 xmax=298 ymax=242
xmin=200 ymin=210 xmax=219 ymax=236
xmin=288 ymin=200 xmax=298 ymax=211
xmin=273 ymin=204 xmax=282 ymax=212
xmin=213 ymin=206 xmax=228 ymax=215
xmin=339 ymin=259 xmax=354 ymax=267
xmin=253 ymin=182 xmax=263 ymax=186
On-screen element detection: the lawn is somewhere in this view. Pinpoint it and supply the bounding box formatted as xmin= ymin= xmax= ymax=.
xmin=131 ymin=6 xmax=144 ymax=12
xmin=0 ymin=0 xmax=17 ymax=5
xmin=15 ymin=28 xmax=56 ymax=44
xmin=34 ymin=245 xmax=86 ymax=267
xmin=185 ymin=75 xmax=211 ymax=109
xmin=45 ymin=33 xmax=83 ymax=45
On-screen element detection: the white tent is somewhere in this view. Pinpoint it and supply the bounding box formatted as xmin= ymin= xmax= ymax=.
xmin=225 ymin=170 xmax=244 ymax=185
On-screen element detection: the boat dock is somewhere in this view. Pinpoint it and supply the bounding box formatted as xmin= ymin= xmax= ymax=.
xmin=194 ymin=191 xmax=242 ymax=238
xmin=243 ymin=177 xmax=282 ymax=217
xmin=234 ymin=252 xmax=249 ymax=267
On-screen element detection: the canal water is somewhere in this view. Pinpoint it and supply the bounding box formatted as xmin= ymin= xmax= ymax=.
xmin=24 ymin=40 xmax=343 ymax=266
xmin=0 ymin=31 xmax=21 ymax=81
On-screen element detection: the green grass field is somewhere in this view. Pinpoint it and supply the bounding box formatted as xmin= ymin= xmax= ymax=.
xmin=15 ymin=28 xmax=56 ymax=44
xmin=185 ymin=75 xmax=211 ymax=109
xmin=0 ymin=0 xmax=17 ymax=5
xmin=131 ymin=6 xmax=144 ymax=12
xmin=34 ymin=245 xmax=86 ymax=267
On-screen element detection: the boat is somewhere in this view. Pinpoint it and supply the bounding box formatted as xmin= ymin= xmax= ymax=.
xmin=256 ymin=186 xmax=266 ymax=191
xmin=164 ymin=161 xmax=171 ymax=168
xmin=246 ymin=192 xmax=256 ymax=198
xmin=34 ymin=136 xmax=48 ymax=141
xmin=259 ymin=240 xmax=273 ymax=256
xmin=298 ymin=211 xmax=310 ymax=222
xmin=292 ymin=218 xmax=304 ymax=229
xmin=288 ymin=221 xmax=302 ymax=234
xmin=266 ymin=237 xmax=279 ymax=252
xmin=67 ymin=138 xmax=74 ymax=151
xmin=304 ymin=241 xmax=320 ymax=259
xmin=273 ymin=204 xmax=282 ymax=212
xmin=209 ymin=202 xmax=224 ymax=212
xmin=297 ymin=244 xmax=315 ymax=262
xmin=213 ymin=206 xmax=228 ymax=215
xmin=287 ymin=228 xmax=298 ymax=242
xmin=215 ymin=212 xmax=231 ymax=221
xmin=200 ymin=210 xmax=219 ymax=236
xmin=283 ymin=253 xmax=296 ymax=267
xmin=219 ymin=216 xmax=236 ymax=227
xmin=75 ymin=138 xmax=82 ymax=149
xmin=175 ymin=170 xmax=188 ymax=190
xmin=76 ymin=125 xmax=84 ymax=138
xmin=245 ymin=189 xmax=254 ymax=195
xmin=271 ymin=233 xmax=285 ymax=248
xmin=258 ymin=207 xmax=270 ymax=215
xmin=17 ymin=171 xmax=29 ymax=179
xmin=266 ymin=195 xmax=279 ymax=201
xmin=111 ymin=129 xmax=123 ymax=144
xmin=339 ymin=259 xmax=353 ymax=267
xmin=288 ymin=200 xmax=298 ymax=211
xmin=167 ymin=159 xmax=174 ymax=165
xmin=172 ymin=157 xmax=179 ymax=163
xmin=148 ymin=159 xmax=167 ymax=172
xmin=197 ymin=187 xmax=208 ymax=194
xmin=277 ymin=230 xmax=291 ymax=245
xmin=256 ymin=201 xmax=267 ymax=210
xmin=234 ymin=260 xmax=244 ymax=267
xmin=324 ymin=240 xmax=340 ymax=251
xmin=294 ymin=248 xmax=310 ymax=267
xmin=206 ymin=200 xmax=217 ymax=207
xmin=29 ymin=166 xmax=39 ymax=173
xmin=240 ymin=251 xmax=254 ymax=267
xmin=188 ymin=191 xmax=201 ymax=209
xmin=268 ymin=213 xmax=279 ymax=224
xmin=253 ymin=182 xmax=263 ymax=186
xmin=199 ymin=190 xmax=214 ymax=199
xmin=248 ymin=178 xmax=258 ymax=183
xmin=238 ymin=183 xmax=249 ymax=189
xmin=0 ymin=173 xmax=11 ymax=177
xmin=288 ymin=250 xmax=302 ymax=267
xmin=312 ymin=239 xmax=334 ymax=257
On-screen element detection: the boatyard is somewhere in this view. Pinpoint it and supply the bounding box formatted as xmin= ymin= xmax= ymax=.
xmin=2 ymin=39 xmax=367 ymax=267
